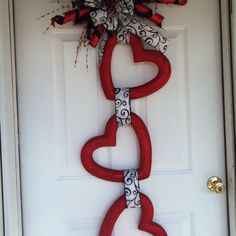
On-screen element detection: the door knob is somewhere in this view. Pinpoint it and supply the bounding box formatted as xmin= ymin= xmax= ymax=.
xmin=207 ymin=176 xmax=225 ymax=194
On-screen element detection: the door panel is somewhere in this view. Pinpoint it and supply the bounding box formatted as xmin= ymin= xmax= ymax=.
xmin=14 ymin=0 xmax=228 ymax=235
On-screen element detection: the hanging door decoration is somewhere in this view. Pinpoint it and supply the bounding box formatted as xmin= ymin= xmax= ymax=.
xmin=48 ymin=0 xmax=188 ymax=235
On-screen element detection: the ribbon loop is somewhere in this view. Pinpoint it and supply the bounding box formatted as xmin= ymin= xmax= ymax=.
xmin=118 ymin=14 xmax=168 ymax=53
xmin=84 ymin=0 xmax=102 ymax=8
xmin=116 ymin=0 xmax=134 ymax=14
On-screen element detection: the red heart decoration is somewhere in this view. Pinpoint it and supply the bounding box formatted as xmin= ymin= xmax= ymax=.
xmin=99 ymin=193 xmax=167 ymax=236
xmin=99 ymin=33 xmax=171 ymax=100
xmin=81 ymin=112 xmax=152 ymax=182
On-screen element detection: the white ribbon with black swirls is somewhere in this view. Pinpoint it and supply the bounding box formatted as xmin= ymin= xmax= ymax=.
xmin=115 ymin=88 xmax=131 ymax=126
xmin=84 ymin=0 xmax=168 ymax=53
xmin=124 ymin=169 xmax=141 ymax=208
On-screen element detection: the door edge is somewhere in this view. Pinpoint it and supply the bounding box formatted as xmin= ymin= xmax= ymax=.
xmin=220 ymin=0 xmax=236 ymax=235
xmin=0 ymin=0 xmax=23 ymax=235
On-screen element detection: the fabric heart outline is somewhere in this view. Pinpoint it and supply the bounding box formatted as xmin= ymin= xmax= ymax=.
xmin=99 ymin=33 xmax=171 ymax=100
xmin=99 ymin=193 xmax=167 ymax=236
xmin=81 ymin=112 xmax=152 ymax=182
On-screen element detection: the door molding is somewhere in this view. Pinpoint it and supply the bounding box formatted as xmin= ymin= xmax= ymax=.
xmin=220 ymin=0 xmax=236 ymax=235
xmin=0 ymin=0 xmax=234 ymax=235
xmin=0 ymin=0 xmax=23 ymax=235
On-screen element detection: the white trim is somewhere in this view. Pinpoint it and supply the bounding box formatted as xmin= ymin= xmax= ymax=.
xmin=0 ymin=0 xmax=23 ymax=235
xmin=220 ymin=0 xmax=236 ymax=235
xmin=232 ymin=0 xmax=236 ymax=135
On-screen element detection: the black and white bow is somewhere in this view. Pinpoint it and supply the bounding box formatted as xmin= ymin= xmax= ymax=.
xmin=84 ymin=0 xmax=168 ymax=53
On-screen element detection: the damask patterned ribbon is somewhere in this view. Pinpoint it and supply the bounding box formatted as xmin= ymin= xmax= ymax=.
xmin=85 ymin=0 xmax=168 ymax=53
xmin=115 ymin=88 xmax=131 ymax=126
xmin=124 ymin=169 xmax=141 ymax=208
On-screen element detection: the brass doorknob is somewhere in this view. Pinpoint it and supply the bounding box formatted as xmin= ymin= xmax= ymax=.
xmin=207 ymin=176 xmax=225 ymax=194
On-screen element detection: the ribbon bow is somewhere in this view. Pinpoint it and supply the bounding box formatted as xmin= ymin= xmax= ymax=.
xmin=85 ymin=0 xmax=168 ymax=53
xmin=50 ymin=0 xmax=185 ymax=53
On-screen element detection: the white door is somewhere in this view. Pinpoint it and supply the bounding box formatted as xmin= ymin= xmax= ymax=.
xmin=14 ymin=0 xmax=229 ymax=235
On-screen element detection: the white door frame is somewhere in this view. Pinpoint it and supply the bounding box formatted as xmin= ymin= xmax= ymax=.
xmin=221 ymin=0 xmax=236 ymax=235
xmin=0 ymin=0 xmax=235 ymax=236
xmin=229 ymin=0 xmax=236 ymax=234
xmin=0 ymin=0 xmax=23 ymax=235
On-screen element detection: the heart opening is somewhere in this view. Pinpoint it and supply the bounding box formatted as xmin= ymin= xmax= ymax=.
xmin=111 ymin=44 xmax=158 ymax=89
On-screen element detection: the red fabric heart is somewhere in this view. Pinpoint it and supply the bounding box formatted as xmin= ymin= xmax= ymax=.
xmin=99 ymin=193 xmax=167 ymax=236
xmin=81 ymin=112 xmax=152 ymax=182
xmin=99 ymin=33 xmax=171 ymax=100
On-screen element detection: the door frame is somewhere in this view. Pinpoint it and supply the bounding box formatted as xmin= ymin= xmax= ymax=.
xmin=0 ymin=0 xmax=235 ymax=235
xmin=0 ymin=0 xmax=23 ymax=235
xmin=221 ymin=0 xmax=236 ymax=235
